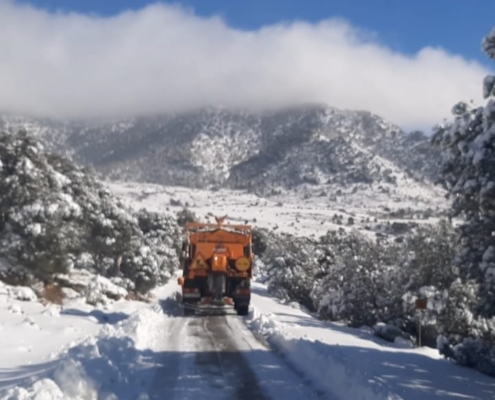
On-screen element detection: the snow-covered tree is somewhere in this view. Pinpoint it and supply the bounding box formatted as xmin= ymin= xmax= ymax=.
xmin=254 ymin=228 xmax=322 ymax=310
xmin=0 ymin=129 xmax=180 ymax=296
xmin=310 ymin=231 xmax=399 ymax=326
xmin=431 ymin=26 xmax=495 ymax=376
xmin=258 ymin=221 xmax=457 ymax=345
xmin=398 ymin=221 xmax=456 ymax=294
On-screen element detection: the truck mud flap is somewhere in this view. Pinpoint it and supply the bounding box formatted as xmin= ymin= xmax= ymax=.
xmin=181 ymin=302 xmax=233 ymax=316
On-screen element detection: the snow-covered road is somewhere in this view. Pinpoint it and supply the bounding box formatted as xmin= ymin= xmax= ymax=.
xmin=2 ymin=277 xmax=495 ymax=400
xmin=145 ymin=280 xmax=495 ymax=400
xmin=248 ymin=284 xmax=495 ymax=400
xmin=148 ymin=301 xmax=326 ymax=400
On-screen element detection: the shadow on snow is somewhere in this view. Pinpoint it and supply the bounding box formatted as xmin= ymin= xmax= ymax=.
xmin=1 ymin=295 xmax=494 ymax=400
xmin=2 ymin=336 xmax=493 ymax=400
xmin=59 ymin=308 xmax=130 ymax=324
xmin=251 ymin=284 xmax=495 ymax=399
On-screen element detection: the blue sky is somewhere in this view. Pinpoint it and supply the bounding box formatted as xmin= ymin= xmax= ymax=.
xmin=17 ymin=0 xmax=495 ymax=66
xmin=1 ymin=0 xmax=492 ymax=128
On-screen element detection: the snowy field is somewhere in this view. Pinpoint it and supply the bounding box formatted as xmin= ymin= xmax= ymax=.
xmin=2 ymin=274 xmax=495 ymax=400
xmin=106 ymin=180 xmax=449 ymax=239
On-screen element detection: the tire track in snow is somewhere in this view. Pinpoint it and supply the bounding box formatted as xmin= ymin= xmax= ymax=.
xmin=195 ymin=316 xmax=270 ymax=400
xmin=147 ymin=299 xmax=327 ymax=400
xmin=148 ymin=312 xmax=190 ymax=399
xmin=226 ymin=315 xmax=329 ymax=400
xmin=148 ymin=311 xmax=268 ymax=400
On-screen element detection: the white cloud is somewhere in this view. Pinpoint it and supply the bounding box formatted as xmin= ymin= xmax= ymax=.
xmin=0 ymin=1 xmax=491 ymax=129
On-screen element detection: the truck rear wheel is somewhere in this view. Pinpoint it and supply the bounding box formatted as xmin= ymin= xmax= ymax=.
xmin=236 ymin=305 xmax=249 ymax=316
xmin=183 ymin=304 xmax=195 ymax=316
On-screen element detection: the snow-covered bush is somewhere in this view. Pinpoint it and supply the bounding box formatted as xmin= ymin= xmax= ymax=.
xmin=131 ymin=209 xmax=181 ymax=293
xmin=253 ymin=227 xmax=323 ymax=310
xmin=85 ymin=275 xmax=128 ymax=305
xmin=5 ymin=285 xmax=38 ymax=302
xmin=0 ymin=129 xmax=180 ymax=297
xmin=255 ymin=227 xmax=398 ymax=322
xmin=311 ymin=230 xmax=402 ymax=327
xmin=373 ymin=323 xmax=411 ymax=344
xmin=394 ymin=221 xmax=457 ymax=346
xmin=176 ymin=207 xmax=197 ymax=228
xmin=397 ymin=220 xmax=456 ymax=294
xmin=257 ymin=221 xmax=457 ymax=347
xmin=430 ymin=26 xmax=495 ymax=376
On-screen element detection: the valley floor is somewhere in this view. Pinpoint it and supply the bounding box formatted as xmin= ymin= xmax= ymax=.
xmin=107 ymin=180 xmax=448 ymax=239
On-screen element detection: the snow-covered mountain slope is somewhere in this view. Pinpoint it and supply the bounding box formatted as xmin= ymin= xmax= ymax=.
xmin=0 ymin=105 xmax=441 ymax=196
xmin=3 ymin=274 xmax=494 ymax=400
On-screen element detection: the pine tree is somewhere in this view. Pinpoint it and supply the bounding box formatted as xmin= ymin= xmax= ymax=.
xmin=0 ymin=129 xmax=180 ymax=295
xmin=431 ymin=26 xmax=495 ymax=375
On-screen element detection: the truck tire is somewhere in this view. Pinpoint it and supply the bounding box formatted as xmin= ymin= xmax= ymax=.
xmin=236 ymin=305 xmax=249 ymax=316
xmin=183 ymin=304 xmax=195 ymax=316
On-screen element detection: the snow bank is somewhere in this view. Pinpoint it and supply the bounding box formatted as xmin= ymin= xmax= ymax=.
xmin=85 ymin=276 xmax=128 ymax=306
xmin=7 ymin=287 xmax=38 ymax=302
xmin=248 ymin=308 xmax=403 ymax=400
xmin=0 ymin=307 xmax=163 ymax=400
xmin=0 ymin=281 xmax=37 ymax=302
xmin=373 ymin=323 xmax=413 ymax=347
xmin=4 ymin=379 xmax=65 ymax=400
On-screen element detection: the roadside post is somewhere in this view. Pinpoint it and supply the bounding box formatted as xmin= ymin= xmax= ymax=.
xmin=415 ymin=298 xmax=427 ymax=347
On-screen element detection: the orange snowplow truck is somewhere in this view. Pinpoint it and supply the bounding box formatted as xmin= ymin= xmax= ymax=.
xmin=177 ymin=216 xmax=253 ymax=316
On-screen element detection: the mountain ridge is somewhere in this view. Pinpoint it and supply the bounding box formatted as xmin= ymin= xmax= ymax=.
xmin=0 ymin=105 xmax=441 ymax=195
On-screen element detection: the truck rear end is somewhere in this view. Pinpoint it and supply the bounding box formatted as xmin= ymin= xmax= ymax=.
xmin=177 ymin=216 xmax=253 ymax=315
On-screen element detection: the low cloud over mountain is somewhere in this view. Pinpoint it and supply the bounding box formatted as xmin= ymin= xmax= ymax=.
xmin=0 ymin=1 xmax=489 ymax=129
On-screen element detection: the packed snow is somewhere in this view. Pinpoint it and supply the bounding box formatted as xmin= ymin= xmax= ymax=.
xmin=2 ymin=274 xmax=495 ymax=400
xmin=0 ymin=278 xmax=154 ymax=399
xmin=248 ymin=282 xmax=495 ymax=400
